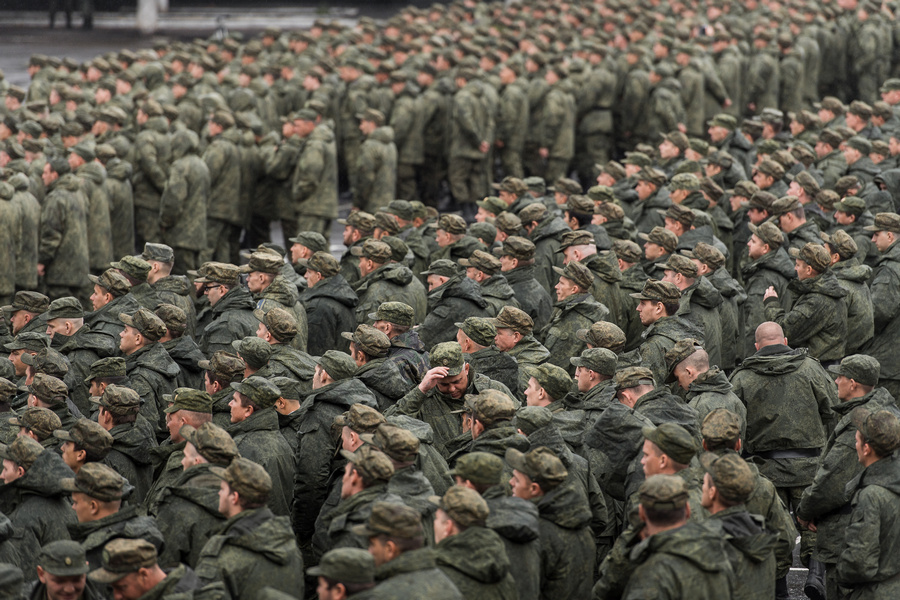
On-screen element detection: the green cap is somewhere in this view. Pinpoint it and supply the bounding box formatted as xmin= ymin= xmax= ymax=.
xmin=747 ymin=222 xmax=784 ymax=249
xmin=180 ymin=422 xmax=239 ymax=465
xmin=111 ymin=255 xmax=151 ymax=282
xmin=88 ymin=269 xmax=131 ymax=297
xmin=519 ymin=203 xmax=547 ymax=224
xmin=664 ymin=338 xmax=704 ymax=375
xmin=342 ymin=324 xmax=391 ymax=358
xmin=853 ymin=409 xmax=900 ymax=456
xmin=240 ymin=252 xmax=283 ymax=275
xmin=119 ymin=308 xmax=166 ymax=342
xmin=506 ymin=446 xmax=567 ymax=488
xmin=669 ymin=173 xmax=700 ymax=191
xmin=828 ymin=354 xmax=881 ymax=387
xmin=576 ymin=322 xmax=626 ymax=351
xmin=514 ymin=406 xmax=553 ymax=436
xmin=662 ymin=254 xmax=698 ymax=278
xmin=141 ymin=242 xmax=174 ymax=263
xmin=558 ymin=230 xmax=595 ymax=251
xmin=863 ymin=212 xmax=900 ymax=233
xmin=638 ymin=226 xmax=677 ymax=253
xmin=163 ymin=388 xmax=213 ymax=414
xmin=91 ymin=384 xmax=140 ymax=416
xmin=350 ymin=239 xmax=392 ymax=263
xmin=497 ymin=236 xmax=535 ymax=260
xmin=522 ymin=363 xmax=573 ymax=402
xmin=38 ymin=540 xmax=89 ymax=577
xmin=430 ymin=485 xmax=489 ymax=527
xmin=643 ymin=423 xmax=698 ymax=464
xmin=563 ymin=195 xmax=594 ymax=217
xmin=60 ymin=462 xmax=125 ymax=502
xmin=494 ymin=212 xmax=523 ymax=236
xmin=9 ymin=406 xmax=60 ymax=440
xmin=421 ymin=259 xmax=460 ymax=279
xmin=337 ymin=211 xmax=376 ymax=232
xmin=789 ymin=243 xmax=831 ymax=273
xmin=700 ymin=451 xmax=755 ymax=504
xmin=335 ymin=404 xmax=385 ymax=434
xmin=429 ymin=342 xmax=465 ymax=376
xmin=458 ymin=249 xmax=501 ymax=275
xmin=351 ymin=501 xmax=424 ymax=539
xmin=464 ymin=389 xmax=517 ymax=428
xmin=28 ymin=373 xmax=68 ymax=405
xmin=660 ymin=203 xmax=695 ymax=227
xmin=0 ymin=377 xmax=15 ymax=403
xmin=612 ymin=239 xmax=642 ymax=263
xmin=455 ymin=316 xmax=496 ymax=347
xmin=231 ymin=376 xmax=281 ymax=409
xmin=701 ymin=409 xmax=742 ymax=445
xmin=682 ymin=242 xmax=725 ymax=270
xmin=382 ymin=200 xmax=414 ymax=222
xmin=46 ymin=296 xmax=83 ymax=320
xmin=21 ymin=347 xmax=69 ymax=379
xmin=614 ymin=366 xmax=656 ymax=390
xmin=380 ymin=236 xmax=409 ymax=263
xmin=490 ymin=306 xmax=533 ymax=335
xmin=587 ymin=185 xmax=616 ymax=203
xmin=639 ymin=474 xmax=689 ymax=510
xmin=629 ymin=279 xmax=682 ymax=303
xmin=820 ymin=229 xmax=858 ymax=260
xmin=0 ymin=435 xmax=43 ymax=469
xmin=288 ymin=231 xmax=329 ymax=253
xmin=54 ymin=418 xmax=113 ymax=458
xmin=85 ymin=357 xmax=126 ymax=382
xmin=89 ymin=538 xmax=158 ymax=584
xmin=570 ymin=347 xmax=617 ymax=376
xmin=194 ymin=262 xmax=241 ymax=286
xmin=449 ymin=451 xmax=504 ymax=486
xmin=476 ymin=195 xmax=507 ymax=215
xmin=255 ymin=307 xmax=298 ymax=343
xmin=437 ymin=213 xmax=467 ymax=234
xmin=708 ymin=113 xmax=737 ymax=129
xmin=339 ymin=445 xmax=395 ymax=483
xmin=4 ymin=332 xmax=50 ymax=352
xmin=318 ymin=350 xmax=357 ymax=381
xmin=199 ymin=351 xmax=246 ymax=380
xmin=363 ymin=423 xmax=420 ymax=463
xmin=211 ymin=456 xmax=272 ymax=505
xmin=369 ymin=301 xmax=415 ymax=327
xmin=297 ymin=252 xmax=339 ymax=277
xmin=155 ymin=304 xmax=187 ymax=336
xmin=492 ymin=176 xmax=529 ymax=195
xmin=231 ymin=337 xmax=273 ymax=370
xmin=552 ymin=261 xmax=594 ymax=291
xmin=306 ymin=548 xmax=375 ymax=585
xmin=1 ymin=291 xmax=49 ymax=314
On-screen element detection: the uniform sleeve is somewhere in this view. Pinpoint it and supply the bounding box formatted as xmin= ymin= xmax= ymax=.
xmin=763 ymin=294 xmax=824 ymax=347
xmin=837 ymin=487 xmax=886 ymax=585
xmin=159 ymin=161 xmax=188 ymax=227
xmin=38 ymin=195 xmax=64 ymax=264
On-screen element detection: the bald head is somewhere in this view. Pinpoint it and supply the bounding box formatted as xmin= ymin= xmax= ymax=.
xmin=755 ymin=322 xmax=787 ymax=349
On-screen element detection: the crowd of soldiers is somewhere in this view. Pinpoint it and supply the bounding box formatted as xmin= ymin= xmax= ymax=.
xmin=3 ymin=0 xmax=900 ymax=599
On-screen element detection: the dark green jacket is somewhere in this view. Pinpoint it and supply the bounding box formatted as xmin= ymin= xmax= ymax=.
xmin=227 ymin=408 xmax=294 ymax=516
xmin=355 ymin=358 xmax=412 ymax=412
xmin=160 ymin=130 xmax=210 ymax=252
xmin=132 ymin=116 xmax=170 ymax=212
xmin=582 ymin=252 xmax=631 ymax=336
xmin=677 ymin=277 xmax=724 ymax=368
xmin=483 ymin=486 xmax=542 ymax=600
xmin=418 ymin=276 xmax=490 ymax=350
xmin=540 ymin=292 xmax=609 ymax=376
xmin=162 ymin=336 xmax=206 ymax=390
xmin=312 ymin=482 xmax=402 ymax=560
xmin=355 ymin=125 xmax=397 ymax=213
xmin=76 ymin=161 xmax=113 ymax=273
xmin=503 ymin=264 xmax=553 ymax=333
xmin=299 ymin=274 xmax=357 ymax=357
xmin=367 ymin=547 xmax=463 ymax=600
xmin=384 ymin=414 xmax=454 ymax=497
xmin=152 ymin=276 xmax=198 ymax=339
xmin=144 ymin=441 xmax=186 ymax=511
xmin=198 ymin=286 xmax=257 ymax=357
xmin=203 ymin=131 xmax=242 ymax=225
xmin=638 ymin=315 xmax=704 ymax=387
xmin=68 ymin=504 xmax=164 ymax=570
xmin=707 ymin=507 xmax=778 ymax=600
xmin=254 ymin=275 xmax=309 ymax=353
xmin=707 ymin=266 xmax=746 ymax=370
xmin=686 ymin=368 xmax=747 ymax=441
xmin=104 ymin=159 xmax=135 ymax=263
xmin=479 ymin=274 xmax=520 ymax=317
xmin=529 ymin=216 xmax=570 ymax=295
xmin=255 ymin=344 xmax=316 ymax=392
xmin=39 ymin=174 xmax=90 ymax=287
xmin=863 ymin=240 xmax=900 ymax=381
xmin=385 ymin=330 xmax=429 ymax=387
xmin=106 ymin=415 xmax=158 ymax=505
xmin=465 ymin=347 xmax=519 ymax=397
xmin=741 ymin=247 xmax=795 ymax=357
xmin=125 ymin=343 xmax=180 ymax=439
xmin=50 ymin=324 xmax=117 ymax=415
xmin=434 ymin=526 xmax=518 ymax=600
xmin=292 ymin=122 xmax=338 ymax=219
xmin=355 ymin=263 xmax=427 ymax=327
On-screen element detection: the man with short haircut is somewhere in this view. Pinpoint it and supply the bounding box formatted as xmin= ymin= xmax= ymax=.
xmin=821 ymin=230 xmax=874 ymax=355
xmin=110 ymin=255 xmax=159 ymax=313
xmin=491 ymin=306 xmax=551 ymax=397
xmin=199 ymin=351 xmax=245 ymax=428
xmin=661 ymin=253 xmax=724 ymax=367
xmin=559 ymin=230 xmax=629 ymax=329
xmin=298 ymin=251 xmax=358 ymax=357
xmin=243 ymin=250 xmax=309 ymax=352
xmin=665 ymin=339 xmax=745 ymax=432
xmin=88 ymin=538 xmax=200 ymax=600
xmin=28 ymin=540 xmax=104 ymax=600
xmin=771 ymin=195 xmax=822 ymax=252
xmin=418 ymin=259 xmax=490 ymax=350
xmin=55 ymin=418 xmax=113 ymax=473
xmin=639 ymin=226 xmax=678 ymax=279
xmin=86 ymin=269 xmax=138 ymax=341
xmin=370 ymin=302 xmax=428 ymax=387
xmin=496 ymin=237 xmax=553 ymax=332
xmin=341 ymin=325 xmax=408 ymax=413
xmin=83 ymin=357 xmax=129 ymax=407
xmin=253 ymin=307 xmax=317 ymax=390
xmin=6 ymin=331 xmax=50 ymax=385
xmin=338 ymin=211 xmax=375 ymax=287
xmin=455 ymin=317 xmax=519 ymax=395
xmin=307 ymin=548 xmax=377 ymax=600
xmin=195 ymin=262 xmax=258 ymax=357
xmin=3 ymin=291 xmax=49 ymax=336
xmin=742 ymin=222 xmax=795 ymax=356
xmin=568 ymin=347 xmax=618 ymax=429
xmin=142 ymin=243 xmax=197 ymax=335
xmin=354 ymin=239 xmax=426 ymax=327
xmin=450 ymin=389 xmax=525 ymax=466
xmin=26 ymin=373 xmax=76 ymax=431
xmin=861 ymin=213 xmax=900 ymax=399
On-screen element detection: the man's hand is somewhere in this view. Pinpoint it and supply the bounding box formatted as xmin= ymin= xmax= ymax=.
xmin=418 ymin=366 xmax=450 ymax=393
xmin=797 ymin=517 xmax=817 ymax=532
xmin=37 ymin=264 xmax=45 ymax=277
xmin=723 ymin=98 xmax=733 ymax=108
xmin=763 ymin=285 xmax=778 ymax=300
xmin=479 ymin=141 xmax=490 ymax=154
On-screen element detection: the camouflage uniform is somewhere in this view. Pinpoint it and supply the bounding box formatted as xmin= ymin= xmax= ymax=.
xmin=202 ymin=116 xmax=243 ymax=264
xmin=131 ymin=112 xmax=170 ymax=248
xmin=418 ymin=266 xmax=491 ymax=350
xmin=39 ymin=173 xmax=90 ymax=299
xmin=292 ymin=118 xmax=338 ymax=236
xmin=861 ymin=218 xmax=900 ymax=398
xmin=160 ymin=129 xmax=209 ymax=273
xmin=356 ymin=122 xmax=398 ymax=214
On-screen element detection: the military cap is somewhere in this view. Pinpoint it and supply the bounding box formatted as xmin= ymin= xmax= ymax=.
xmin=476 ymin=196 xmax=507 ymax=215
xmin=356 ymin=107 xmax=385 ymax=126
xmin=368 ymin=301 xmax=415 ymax=327
xmin=381 ymin=236 xmax=410 ymax=264
xmin=208 ymin=109 xmax=235 ymax=129
xmin=0 ymin=376 xmax=14 ymax=403
xmin=211 ymin=456 xmax=272 ymax=505
xmin=23 ymin=139 xmax=46 ymax=156
xmin=3 ymin=141 xmax=24 ymax=160
xmin=552 ymin=177 xmax=582 ymax=196
xmin=707 ymin=113 xmax=737 ymax=130
xmin=563 ymin=195 xmax=594 ymax=217
xmin=68 ymin=141 xmax=95 ymax=162
xmin=667 ymin=173 xmax=700 ymax=194
xmin=494 ymin=212 xmax=523 ymax=236
xmin=699 ymin=452 xmax=754 ymax=503
xmin=240 ymin=251 xmax=283 ymax=275
xmin=635 ymin=167 xmax=667 ymax=187
xmin=790 ymin=170 xmax=821 ymax=196
xmin=459 ymin=389 xmax=514 ymax=428
xmin=421 ymin=259 xmax=460 ymax=279
xmin=458 ymin=249 xmax=501 ymax=276
xmin=110 ymin=255 xmax=151 ymax=283
xmin=510 ymin=404 xmax=552 ymax=435
xmin=85 ymin=357 xmax=126 ymax=381
xmin=20 ymin=120 xmax=43 ymax=139
xmin=335 ymin=404 xmax=385 ymax=434
xmin=381 ymin=200 xmax=414 ymax=222
xmin=522 ymin=363 xmax=573 ymax=402
xmin=629 ymin=279 xmax=681 ymax=304
xmin=9 ymin=406 xmax=60 ymax=440
xmin=747 ymin=222 xmax=784 ymax=249
xmin=612 ymin=239 xmax=642 ymax=263
xmin=296 ymin=251 xmax=339 ymax=278
xmin=340 ymin=444 xmax=394 ymax=483
xmin=681 ymin=242 xmax=725 ymax=270
xmin=623 ymin=152 xmax=652 ymax=167
xmin=820 ymin=229 xmax=858 ymax=260
xmin=789 ymin=243 xmax=831 ymax=273
xmin=374 ymin=212 xmax=400 ymax=235
xmin=119 ymin=308 xmax=166 ymax=342
xmin=28 ymin=373 xmax=68 ymax=405
xmin=449 ymin=451 xmax=503 ymax=488
xmin=731 ymin=181 xmax=760 ymax=201
xmin=430 ymin=485 xmax=489 ymax=528
xmin=768 ymin=195 xmax=802 ymax=219
xmin=519 ymin=203 xmax=547 ymax=225
xmin=343 ymin=324 xmax=391 ymax=358
xmin=193 ymin=262 xmax=241 ymax=286
xmin=816 ymin=190 xmax=841 ymax=211
xmin=6 ymin=85 xmax=26 ymax=101
xmin=595 ymin=202 xmax=625 ymax=221
xmin=873 ymin=140 xmax=890 ymax=156
xmin=760 ymin=108 xmax=784 ymax=125
xmin=817 ymin=129 xmax=844 ymax=148
xmin=575 ymin=320 xmax=626 ymax=350
xmin=558 ymin=230 xmax=595 ymax=251
xmin=523 ymin=176 xmax=549 ymax=195
xmin=54 ymin=418 xmax=113 ymax=457
xmin=880 ymin=78 xmax=900 ymax=92
xmin=700 ymin=408 xmax=742 ymax=445
xmin=662 ymin=254 xmax=699 ymax=279
xmin=659 ymin=204 xmax=695 ymax=228
xmin=230 ymin=376 xmax=281 ymax=409
xmin=492 ymin=176 xmax=529 ymax=196
xmin=853 ymin=409 xmax=900 ymax=456
xmin=847 ymin=100 xmax=873 ymax=119
xmin=436 ymin=213 xmax=467 ymax=235
xmin=424 ymin=342 xmax=463 ymax=376
xmin=455 ymin=316 xmax=497 ymax=348
xmin=180 ymin=422 xmax=239 ymax=465
xmin=3 ymin=331 xmax=49 ymax=353
xmin=21 ymin=347 xmax=69 ymax=379
xmin=639 ymin=474 xmax=689 ymax=510
xmin=307 ymin=548 xmax=375 ymax=585
xmin=44 ymin=296 xmax=82 ymax=320
xmin=1 ymin=291 xmax=49 ymax=315
xmin=0 ymin=435 xmax=43 ymax=469
xmin=254 ymin=307 xmax=298 ymax=343
xmin=489 ymin=306 xmax=533 ymax=336
xmin=614 ymin=366 xmax=656 ymax=390
xmin=662 ymin=131 xmax=689 ymax=151
xmin=754 ymin=159 xmax=784 ymax=180
xmin=552 ymin=261 xmax=594 ymax=291
xmin=863 ymin=212 xmax=900 ymax=233
xmin=89 ymin=538 xmax=159 ymax=584
xmin=163 ymin=388 xmax=213 ymax=415
xmin=38 ymin=541 xmax=90 ymax=577
xmin=351 ymin=501 xmax=424 ymax=539
xmin=363 ymin=423 xmax=420 ymax=463
xmin=587 ymin=185 xmax=616 ymax=203
xmin=288 ymin=231 xmax=329 ymax=253
xmin=92 ymin=385 xmax=140 ymax=416
xmin=505 ymin=446 xmax=567 ymax=487
xmin=828 ymin=354 xmax=881 ymax=386
xmin=643 ymin=422 xmax=698 ymax=465
xmin=198 ymin=351 xmax=245 ymax=380
xmin=846 ymin=136 xmax=872 ymax=155
xmin=689 ymin=138 xmax=710 ymax=156
xmin=153 ymin=304 xmax=186 ymax=337
xmin=350 ymin=239 xmax=392 ymax=264
xmin=318 ymin=350 xmax=358 ymax=381
xmin=638 ymin=227 xmax=677 ymax=253
xmin=497 ymin=236 xmax=535 ymax=261
xmin=60 ymin=462 xmax=125 ymax=502
xmin=570 ymin=347 xmax=618 ymax=376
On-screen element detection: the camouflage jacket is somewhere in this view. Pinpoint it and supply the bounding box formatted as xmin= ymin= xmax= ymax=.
xmin=638 ymin=315 xmax=704 ymax=387
xmin=203 ymin=132 xmax=242 ymax=225
xmin=418 ymin=276 xmax=490 ymax=350
xmin=106 ymin=415 xmax=158 ymax=504
xmin=39 ymin=174 xmax=90 ymax=287
xmin=199 ymin=286 xmax=257 ymax=357
xmin=706 ymin=507 xmax=778 ymax=600
xmin=465 ymin=347 xmax=519 ymax=399
xmin=355 ymin=358 xmax=412 ymax=412
xmin=503 ymin=265 xmax=553 ymax=334
xmin=863 ymin=240 xmax=900 ymax=380
xmin=541 ymin=292 xmax=610 ymax=376
xmin=300 ymin=274 xmax=358 ymax=357
xmin=68 ymin=504 xmax=164 ymax=570
xmin=227 ymin=408 xmax=295 ymax=516
xmin=355 ymin=126 xmax=397 ymax=213
xmin=76 ymin=161 xmax=113 ymax=273
xmin=125 ymin=343 xmax=180 ymax=439
xmin=434 ymin=526 xmax=518 ymax=600
xmin=160 ymin=133 xmax=210 ymax=252
xmin=685 ymin=368 xmax=747 ymax=441
xmin=355 ymin=263 xmax=427 ymax=327
xmin=368 ymin=547 xmax=463 ymax=600
xmin=483 ymin=486 xmax=542 ymax=600
xmin=385 ymin=330 xmax=429 ymax=387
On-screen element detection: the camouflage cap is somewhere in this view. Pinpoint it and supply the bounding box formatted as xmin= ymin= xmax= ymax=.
xmin=664 ymin=338 xmax=704 ymax=374
xmin=46 ymin=296 xmax=83 ymax=320
xmin=193 ymin=262 xmax=241 ymax=286
xmin=497 ymin=236 xmax=535 ymax=260
xmin=343 ymin=324 xmax=391 ymax=358
xmin=119 ymin=308 xmax=166 ymax=342
xmin=455 ymin=316 xmax=496 ymax=347
xmin=380 ymin=236 xmax=410 ymax=263
xmin=198 ymin=351 xmax=245 ymax=380
xmin=89 ymin=538 xmax=159 ymax=584
xmin=854 ymin=408 xmax=900 ymax=456
xmin=154 ymin=304 xmax=187 ymax=337
xmin=570 ymin=347 xmax=617 ymax=376
xmin=701 ymin=408 xmax=742 ymax=444
xmin=110 ymin=255 xmax=151 ymax=282
xmin=381 ymin=200 xmax=414 ymax=222
xmin=231 ymin=376 xmax=281 ymax=409
xmin=351 ymin=501 xmax=424 ymax=539
xmin=638 ymin=226 xmax=677 ymax=253
xmin=368 ymin=301 xmax=415 ymax=327
xmin=54 ymin=418 xmax=113 ymax=457
xmin=789 ymin=243 xmax=831 ymax=273
xmin=490 ymin=306 xmax=533 ymax=335
xmin=587 ymin=185 xmax=616 ymax=203
xmin=240 ymin=252 xmax=283 ymax=275
xmin=0 ymin=377 xmax=14 ymax=403
xmin=881 ymin=78 xmax=900 ymax=92
xmin=340 ymin=445 xmax=395 ymax=483
xmin=180 ymin=422 xmax=239 ymax=465
xmin=756 ymin=159 xmax=785 ymax=181
xmin=450 ymin=451 xmax=504 ymax=486
xmin=60 ymin=462 xmax=125 ymax=502
xmin=558 ymin=230 xmax=595 ymax=251
xmin=337 ymin=211 xmax=376 ymax=232
xmin=422 ymin=258 xmax=462 ymax=280
xmin=141 ymin=242 xmax=174 ymax=263
xmin=505 ymin=446 xmax=568 ymax=487
xmin=492 ymin=176 xmax=529 ymax=195
xmin=747 ymin=190 xmax=776 ymax=210
xmin=519 ymin=203 xmax=547 ymax=225
xmin=492 ymin=212 xmax=522 ymax=237
xmin=255 ymin=307 xmax=298 ymax=343
xmin=612 ymin=239 xmax=643 ymax=263
xmin=708 ymin=113 xmax=737 ymax=130
xmin=458 ymin=249 xmax=501 ymax=275
xmin=9 ymin=406 xmax=60 ymax=440
xmin=660 ymin=203 xmax=695 ymax=228
xmin=624 ymin=152 xmax=652 ymax=167
xmin=92 ymin=384 xmax=140 ymax=416
xmin=864 ymin=212 xmax=900 ymax=233
xmin=163 ymin=388 xmax=213 ymax=415
xmin=211 ymin=456 xmax=272 ymax=505
xmin=350 ymin=239 xmax=392 ymax=264
xmin=3 ymin=331 xmax=50 ymax=352
xmin=430 ymin=485 xmax=489 ymax=528
xmin=230 ymin=337 xmax=273 ymax=370
xmin=318 ymin=350 xmax=358 ymax=381
xmin=827 ymin=354 xmax=881 ymax=386
xmin=576 ymin=321 xmax=627 ymax=351
xmin=639 ymin=474 xmax=689 ymax=510
xmin=747 ymin=222 xmax=784 ymax=249
xmin=662 ymin=253 xmax=699 ymax=278
xmin=522 ymin=363 xmax=573 ymax=401
xmin=629 ymin=279 xmax=682 ymax=303
xmin=513 ymin=405 xmax=553 ymax=436
xmin=669 ymin=173 xmax=700 ymax=192
xmin=288 ymin=231 xmax=329 ymax=253
xmin=636 ymin=167 xmax=667 ymax=187
xmin=29 ymin=373 xmax=68 ymax=405
xmin=429 ymin=342 xmax=465 ymax=376
xmin=643 ymin=423 xmax=698 ymax=464
xmin=463 ymin=389 xmax=517 ymax=428
xmin=335 ymin=404 xmax=385 ymax=434
xmin=306 ymin=548 xmax=375 ymax=585
xmin=819 ymin=229 xmax=858 ymax=260
xmin=681 ymin=242 xmax=725 ymax=270
xmin=356 ymin=107 xmax=385 ymax=125
xmin=562 ymin=195 xmax=594 ymax=217
xmin=38 ymin=540 xmax=90 ymax=577
xmin=1 ymin=291 xmax=49 ymax=314
xmin=700 ymin=452 xmax=755 ymax=504
xmin=0 ymin=435 xmax=43 ymax=469
xmin=437 ymin=213 xmax=467 ymax=235
xmin=551 ymin=177 xmax=583 ymax=196
xmin=21 ymin=347 xmax=69 ymax=378
xmin=363 ymin=423 xmax=420 ymax=463
xmin=553 ymin=261 xmax=594 ymax=291
xmin=614 ymin=366 xmax=656 ymax=390
xmin=85 ymin=357 xmax=126 ymax=382
xmin=817 ymin=129 xmax=844 ymax=148
xmin=297 ymin=251 xmax=340 ymax=278
xmin=476 ymin=195 xmax=507 ymax=215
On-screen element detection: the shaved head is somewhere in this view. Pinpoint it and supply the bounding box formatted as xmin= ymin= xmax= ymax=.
xmin=755 ymin=322 xmax=787 ymax=348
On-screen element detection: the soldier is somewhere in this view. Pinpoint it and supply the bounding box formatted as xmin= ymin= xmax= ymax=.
xmin=490 ymin=306 xmax=550 ymax=396
xmin=821 ymin=230 xmax=874 ymax=355
xmin=253 ymin=307 xmax=316 ymax=389
xmin=496 ymin=62 xmax=529 ymax=179
xmin=518 ymin=203 xmax=568 ymax=296
xmin=110 ymin=256 xmax=159 ymax=315
xmin=355 ymin=108 xmax=397 ymax=214
xmin=291 ymin=109 xmax=338 ymax=237
xmin=131 ymin=101 xmax=171 ymax=251
xmin=455 ymin=317 xmax=518 ymax=396
xmin=3 ymin=292 xmax=48 ymax=336
xmin=55 ymin=418 xmax=112 ymax=474
xmin=86 ymin=269 xmax=138 ymax=342
xmin=458 ymin=250 xmax=519 ymax=318
xmin=27 ymin=540 xmax=105 ymax=600
xmin=639 ymin=226 xmax=677 ymax=280
xmin=418 ymin=260 xmax=490 ymax=349
xmin=306 ymin=547 xmax=376 ymax=600
xmin=741 ymin=222 xmax=795 ymax=356
xmin=368 ymin=302 xmax=428 ymax=387
xmin=195 ymin=263 xmax=257 ymax=357
xmin=159 ymin=128 xmax=209 ymax=274
xmin=354 ymin=240 xmax=426 ymax=327
xmin=202 ymin=110 xmax=242 ymax=265
xmin=156 ymin=304 xmax=204 ymax=390
xmin=68 ymin=143 xmax=112 ymax=277
xmin=861 ymin=213 xmax=900 ymax=399
xmin=199 ymin=351 xmax=245 ymax=429
xmin=659 ymin=254 xmax=724 ymax=366
xmin=448 ymin=68 xmax=491 ymax=222
xmin=12 ymin=406 xmax=60 ymax=450
xmin=338 ymin=211 xmax=376 ymax=287
xmin=814 ymin=130 xmax=849 ymax=190
xmin=25 ymin=372 xmax=76 ymax=432
xmin=88 ymin=538 xmax=202 ymax=600
xmin=666 ymin=339 xmax=745 ymax=432
xmin=559 ymin=231 xmax=628 ymax=327
xmin=449 ymin=389 xmax=525 ymax=466
xmin=344 ymin=324 xmax=410 ymax=412
xmin=39 ymin=157 xmax=89 ymax=303
xmin=243 ymin=250 xmax=308 ymax=352
xmin=496 ymin=237 xmax=553 ymax=333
